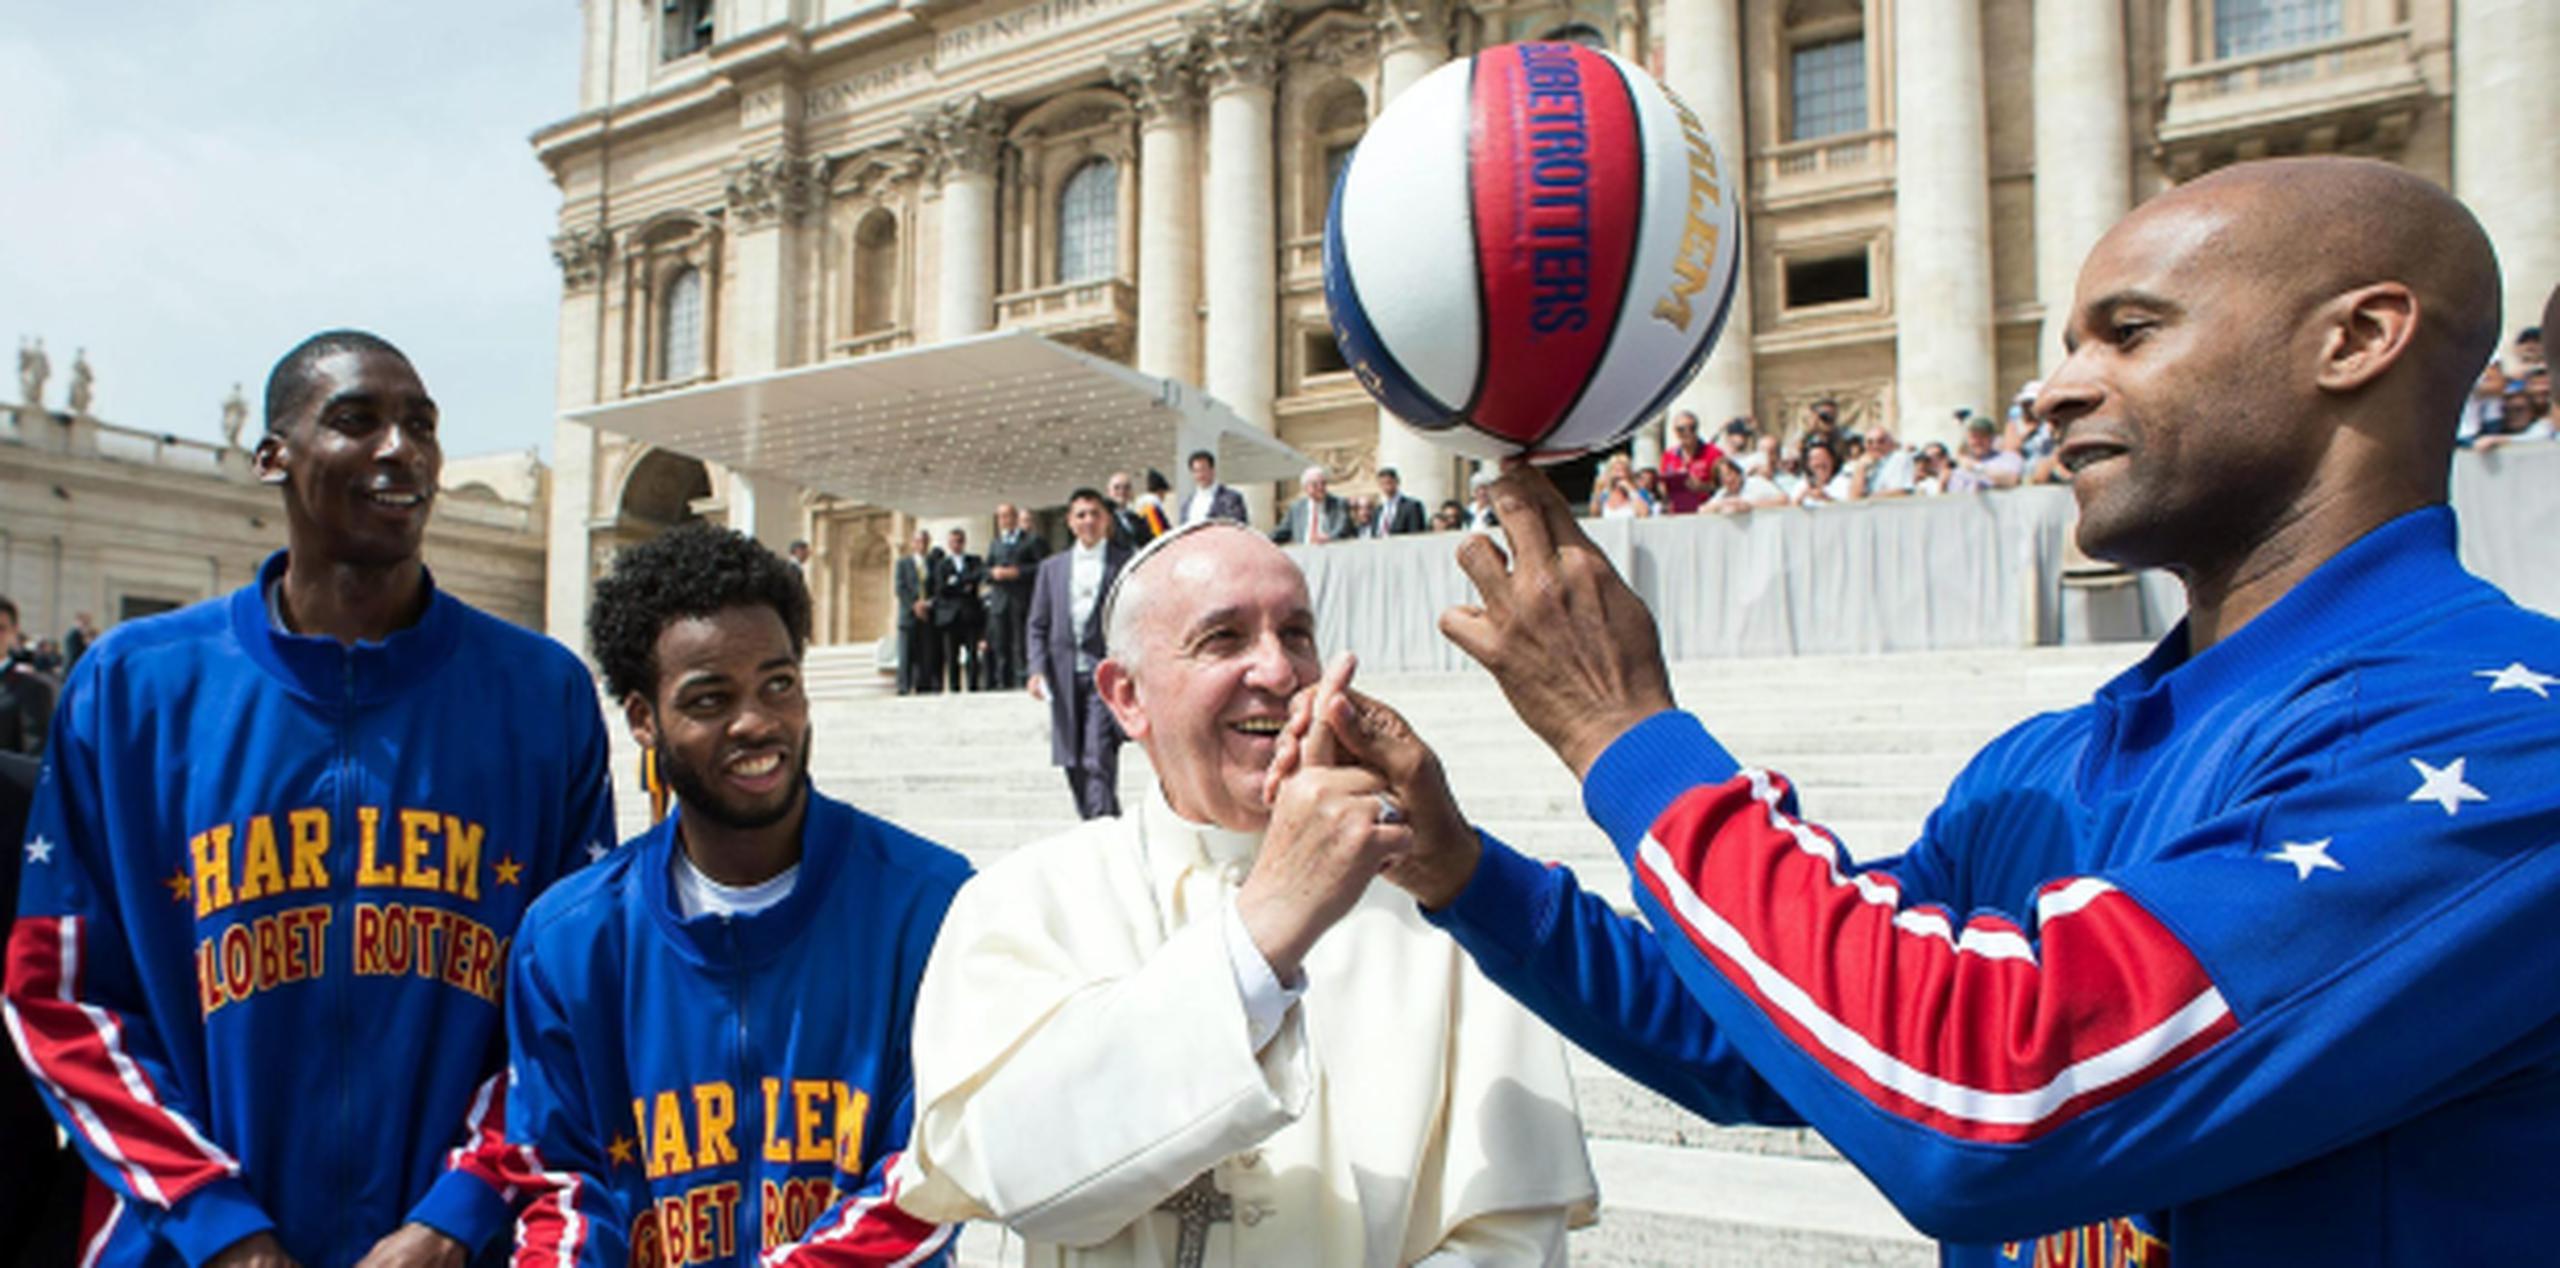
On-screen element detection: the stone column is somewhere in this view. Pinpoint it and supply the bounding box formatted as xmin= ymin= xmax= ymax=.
xmin=722 ymin=151 xmax=829 ymax=552
xmin=1113 ymin=42 xmax=1205 ymax=385
xmin=723 ymin=151 xmax=827 ymax=372
xmin=725 ymin=473 xmax=805 ymax=549
xmin=1192 ymin=2 xmax=1284 ymax=524
xmin=2457 ymin=0 xmax=2560 ymax=346
xmin=1892 ymin=0 xmax=1997 ymax=445
xmin=913 ymin=94 xmax=1006 ymax=342
xmin=1663 ymin=0 xmax=1753 ymax=435
xmin=2031 ymin=0 xmax=2129 ymax=373
xmin=1370 ymin=0 xmax=1459 ymax=507
xmin=545 ymin=224 xmax=612 ymax=645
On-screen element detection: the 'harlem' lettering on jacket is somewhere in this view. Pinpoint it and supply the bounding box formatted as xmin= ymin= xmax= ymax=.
xmin=187 ymin=805 xmax=493 ymax=918
xmin=633 ymin=1079 xmax=874 ymax=1181
xmin=620 ymin=1079 xmax=878 ymax=1261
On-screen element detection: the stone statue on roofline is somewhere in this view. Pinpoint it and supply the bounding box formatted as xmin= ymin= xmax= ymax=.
xmin=18 ymin=337 xmax=48 ymax=411
xmin=66 ymin=349 xmax=94 ymax=418
xmin=221 ymin=383 xmax=249 ymax=449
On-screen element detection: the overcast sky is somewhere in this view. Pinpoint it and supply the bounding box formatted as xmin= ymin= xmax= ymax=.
xmin=0 ymin=5 xmax=582 ymax=459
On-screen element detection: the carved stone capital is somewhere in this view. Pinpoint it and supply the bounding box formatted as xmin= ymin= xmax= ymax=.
xmin=906 ymin=93 xmax=1008 ymax=184
xmin=1109 ymin=40 xmax=1203 ymax=126
xmin=724 ymin=153 xmax=833 ymax=228
xmin=1372 ymin=0 xmax=1449 ymax=56
xmin=550 ymin=224 xmax=612 ymax=289
xmin=1186 ymin=2 xmax=1283 ymax=95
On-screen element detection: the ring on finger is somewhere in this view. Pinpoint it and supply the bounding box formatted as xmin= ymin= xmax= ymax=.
xmin=1374 ymin=793 xmax=1406 ymax=826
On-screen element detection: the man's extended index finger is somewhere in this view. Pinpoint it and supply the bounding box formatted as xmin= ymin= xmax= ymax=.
xmin=1490 ymin=467 xmax=1558 ymax=575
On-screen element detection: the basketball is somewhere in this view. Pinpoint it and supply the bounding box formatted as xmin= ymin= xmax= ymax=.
xmin=1324 ymin=42 xmax=1740 ymax=463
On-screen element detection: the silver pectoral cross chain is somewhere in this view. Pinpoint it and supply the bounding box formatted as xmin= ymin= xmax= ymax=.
xmin=1157 ymin=1171 xmax=1235 ymax=1268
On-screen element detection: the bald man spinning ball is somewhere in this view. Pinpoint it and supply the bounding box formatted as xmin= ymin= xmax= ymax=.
xmin=1300 ymin=158 xmax=2560 ymax=1262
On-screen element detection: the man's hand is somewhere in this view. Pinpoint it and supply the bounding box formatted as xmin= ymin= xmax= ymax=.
xmin=1265 ymin=655 xmax=1480 ymax=910
xmin=1439 ymin=467 xmax=1674 ymax=781
xmin=1027 ymin=673 xmax=1048 ymax=702
xmin=1239 ymin=683 xmax=1412 ymax=981
xmin=207 ymin=1233 xmax=301 ymax=1268
xmin=352 ymin=1224 xmax=465 ymax=1268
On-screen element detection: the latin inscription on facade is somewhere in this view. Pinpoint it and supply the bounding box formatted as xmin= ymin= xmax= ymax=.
xmin=805 ymin=57 xmax=934 ymax=121
xmin=933 ymin=0 xmax=1148 ymax=71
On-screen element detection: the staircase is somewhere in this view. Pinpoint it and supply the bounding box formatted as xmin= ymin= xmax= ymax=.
xmin=607 ymin=642 xmax=2145 ymax=1264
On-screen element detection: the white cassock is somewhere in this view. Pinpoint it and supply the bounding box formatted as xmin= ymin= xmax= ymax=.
xmin=900 ymin=787 xmax=1599 ymax=1266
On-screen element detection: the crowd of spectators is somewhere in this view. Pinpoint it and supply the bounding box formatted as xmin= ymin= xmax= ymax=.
xmin=2461 ymin=326 xmax=2552 ymax=451
xmin=1580 ymin=394 xmax=2075 ymax=523
xmin=911 ymin=321 xmax=2551 ymax=661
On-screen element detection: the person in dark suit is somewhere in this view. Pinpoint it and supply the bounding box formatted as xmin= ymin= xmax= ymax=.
xmin=1105 ymin=470 xmax=1155 ymax=549
xmin=984 ymin=502 xmax=1045 ymax=690
xmin=1026 ymin=488 xmax=1129 ymax=818
xmin=0 ymin=596 xmax=51 ymax=757
xmin=934 ymin=527 xmax=986 ymax=692
xmin=1178 ymin=449 xmax=1248 ymax=525
xmin=894 ymin=528 xmax=942 ymax=695
xmin=1371 ymin=466 xmax=1430 ymax=537
xmin=1270 ymin=466 xmax=1351 ymax=544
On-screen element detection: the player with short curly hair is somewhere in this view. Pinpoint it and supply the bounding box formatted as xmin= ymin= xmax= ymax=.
xmin=587 ymin=519 xmax=812 ymax=704
xmin=509 ymin=521 xmax=967 ymax=1263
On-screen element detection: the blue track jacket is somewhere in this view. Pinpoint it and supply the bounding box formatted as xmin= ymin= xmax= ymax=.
xmin=1429 ymin=507 xmax=2560 ymax=1265
xmin=5 ymin=553 xmax=616 ymax=1266
xmin=505 ymin=789 xmax=969 ymax=1266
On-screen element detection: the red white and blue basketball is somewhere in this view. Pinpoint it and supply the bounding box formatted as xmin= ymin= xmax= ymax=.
xmin=1324 ymin=42 xmax=1740 ymax=462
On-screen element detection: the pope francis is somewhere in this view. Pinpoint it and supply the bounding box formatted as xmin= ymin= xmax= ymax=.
xmin=897 ymin=522 xmax=1597 ymax=1265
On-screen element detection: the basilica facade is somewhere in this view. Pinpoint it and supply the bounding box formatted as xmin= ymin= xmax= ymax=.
xmin=533 ymin=0 xmax=2551 ymax=647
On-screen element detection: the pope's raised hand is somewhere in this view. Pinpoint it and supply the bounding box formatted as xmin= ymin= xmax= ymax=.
xmin=1238 ymin=690 xmax=1410 ymax=983
xmin=1268 ymin=653 xmax=1480 ymax=910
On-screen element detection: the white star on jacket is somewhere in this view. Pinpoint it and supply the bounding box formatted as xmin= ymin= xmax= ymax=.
xmin=2407 ymin=757 xmax=2488 ymax=817
xmin=2475 ymin=663 xmax=2557 ymax=699
xmin=2266 ymin=838 xmax=2342 ymax=881
xmin=587 ymin=839 xmax=610 ymax=863
xmin=23 ymin=836 xmax=53 ymax=865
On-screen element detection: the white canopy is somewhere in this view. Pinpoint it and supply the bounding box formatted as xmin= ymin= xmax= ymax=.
xmin=567 ymin=332 xmax=1311 ymax=518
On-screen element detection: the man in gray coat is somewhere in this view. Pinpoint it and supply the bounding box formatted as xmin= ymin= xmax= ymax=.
xmin=1271 ymin=466 xmax=1351 ymax=544
xmin=1026 ymin=488 xmax=1131 ymax=818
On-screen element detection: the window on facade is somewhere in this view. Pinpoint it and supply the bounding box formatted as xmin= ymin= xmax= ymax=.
xmin=662 ymin=0 xmax=714 ymax=62
xmin=1784 ymin=251 xmax=1870 ymax=308
xmin=661 ymin=267 xmax=704 ymax=381
xmin=1304 ymin=328 xmax=1350 ymax=377
xmin=1787 ymin=35 xmax=1866 ymax=141
xmin=1057 ymin=159 xmax=1118 ymax=285
xmin=853 ymin=211 xmax=899 ymax=337
xmin=1303 ymin=83 xmax=1370 ymax=231
xmin=120 ymin=596 xmax=182 ymax=623
xmin=2212 ymin=0 xmax=2342 ymax=60
xmin=1323 ymin=142 xmax=1358 ymax=202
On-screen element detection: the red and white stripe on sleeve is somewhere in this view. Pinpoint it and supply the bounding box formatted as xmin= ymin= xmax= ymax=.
xmin=444 ymin=1071 xmax=522 ymax=1199
xmin=3 ymin=915 xmax=241 ymax=1205
xmin=762 ymin=1151 xmax=953 ymax=1268
xmin=507 ymin=1146 xmax=592 ymax=1268
xmin=1636 ymin=770 xmax=2236 ymax=1143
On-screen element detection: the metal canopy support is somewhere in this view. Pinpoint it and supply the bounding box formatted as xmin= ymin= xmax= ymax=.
xmin=566 ymin=331 xmax=1311 ymax=518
